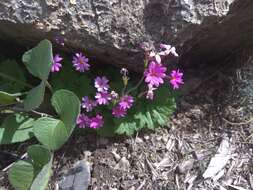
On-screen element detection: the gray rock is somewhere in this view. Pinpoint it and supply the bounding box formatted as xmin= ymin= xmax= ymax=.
xmin=0 ymin=0 xmax=252 ymax=70
xmin=58 ymin=160 xmax=90 ymax=190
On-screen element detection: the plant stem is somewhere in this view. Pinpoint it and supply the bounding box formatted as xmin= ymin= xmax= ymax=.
xmin=45 ymin=81 xmax=53 ymax=94
xmin=2 ymin=153 xmax=28 ymax=172
xmin=126 ymin=75 xmax=145 ymax=95
xmin=0 ymin=72 xmax=33 ymax=88
xmin=121 ymin=84 xmax=127 ymax=96
xmin=0 ymin=106 xmax=53 ymax=118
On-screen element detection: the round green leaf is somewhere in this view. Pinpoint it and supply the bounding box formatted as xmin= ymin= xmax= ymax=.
xmin=24 ymin=82 xmax=45 ymax=111
xmin=0 ymin=114 xmax=34 ymax=144
xmin=27 ymin=145 xmax=51 ymax=170
xmin=8 ymin=160 xmax=34 ymax=190
xmin=22 ymin=40 xmax=53 ymax=80
xmin=33 ymin=117 xmax=68 ymax=151
xmin=51 ymin=90 xmax=80 ymax=134
xmin=30 ymin=160 xmax=52 ymax=190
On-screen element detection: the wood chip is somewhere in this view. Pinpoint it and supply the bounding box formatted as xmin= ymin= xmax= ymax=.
xmin=114 ymin=157 xmax=130 ymax=172
xmin=69 ymin=0 xmax=76 ymax=5
xmin=228 ymin=185 xmax=247 ymax=190
xmin=203 ymin=137 xmax=232 ymax=179
xmin=177 ymin=159 xmax=195 ymax=174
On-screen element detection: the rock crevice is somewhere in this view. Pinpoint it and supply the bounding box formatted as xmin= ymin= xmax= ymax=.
xmin=0 ymin=0 xmax=252 ymax=70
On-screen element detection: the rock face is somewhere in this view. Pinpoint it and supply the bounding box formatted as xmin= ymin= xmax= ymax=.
xmin=0 ymin=0 xmax=252 ymax=70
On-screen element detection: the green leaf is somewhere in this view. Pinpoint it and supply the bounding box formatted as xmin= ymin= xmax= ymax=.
xmin=0 ymin=59 xmax=27 ymax=93
xmin=9 ymin=145 xmax=52 ymax=190
xmin=8 ymin=160 xmax=34 ymax=190
xmin=22 ymin=49 xmax=32 ymax=63
xmin=24 ymin=82 xmax=45 ymax=111
xmin=114 ymin=115 xmax=138 ymax=136
xmin=51 ymin=62 xmax=94 ymax=98
xmin=27 ymin=145 xmax=51 ymax=170
xmin=0 ymin=91 xmax=19 ymax=105
xmin=135 ymin=85 xmax=176 ymax=129
xmin=112 ymin=85 xmax=176 ymax=136
xmin=51 ymin=90 xmax=80 ymax=134
xmin=30 ymin=159 xmax=52 ymax=190
xmin=22 ymin=40 xmax=53 ymax=80
xmin=97 ymin=114 xmax=117 ymax=137
xmin=33 ymin=117 xmax=68 ymax=151
xmin=0 ymin=114 xmax=34 ymax=144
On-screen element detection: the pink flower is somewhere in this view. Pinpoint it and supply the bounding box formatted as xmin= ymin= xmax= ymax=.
xmin=89 ymin=114 xmax=103 ymax=129
xmin=51 ymin=54 xmax=63 ymax=72
xmin=146 ymin=84 xmax=157 ymax=100
xmin=159 ymin=44 xmax=179 ymax=57
xmin=119 ymin=95 xmax=134 ymax=110
xmin=81 ymin=96 xmax=97 ymax=112
xmin=169 ymin=69 xmax=184 ymax=89
xmin=76 ymin=114 xmax=90 ymax=128
xmin=72 ymin=53 xmax=90 ymax=72
xmin=112 ymin=106 xmax=127 ymax=118
xmin=144 ymin=61 xmax=167 ymax=87
xmin=94 ymin=76 xmax=109 ymax=92
xmin=95 ymin=92 xmax=111 ymax=105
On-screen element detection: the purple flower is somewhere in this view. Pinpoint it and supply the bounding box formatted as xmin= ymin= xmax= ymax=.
xmin=112 ymin=106 xmax=127 ymax=118
xmin=95 ymin=92 xmax=111 ymax=105
xmin=76 ymin=114 xmax=90 ymax=128
xmin=81 ymin=96 xmax=97 ymax=112
xmin=89 ymin=114 xmax=103 ymax=129
xmin=144 ymin=61 xmax=167 ymax=87
xmin=146 ymin=84 xmax=157 ymax=100
xmin=72 ymin=53 xmax=90 ymax=72
xmin=94 ymin=76 xmax=109 ymax=92
xmin=159 ymin=44 xmax=179 ymax=57
xmin=169 ymin=69 xmax=184 ymax=89
xmin=51 ymin=54 xmax=63 ymax=73
xmin=119 ymin=95 xmax=134 ymax=110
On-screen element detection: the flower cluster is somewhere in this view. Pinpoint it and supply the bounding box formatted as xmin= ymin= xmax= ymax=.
xmin=143 ymin=43 xmax=184 ymax=99
xmin=50 ymin=52 xmax=90 ymax=73
xmin=112 ymin=95 xmax=134 ymax=118
xmin=76 ymin=113 xmax=103 ymax=129
xmin=77 ymin=76 xmax=111 ymax=129
xmin=76 ymin=74 xmax=135 ymax=128
xmin=52 ymin=42 xmax=184 ymax=130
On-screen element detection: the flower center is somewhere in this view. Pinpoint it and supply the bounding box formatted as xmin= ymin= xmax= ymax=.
xmin=79 ymin=59 xmax=84 ymax=64
xmin=150 ymin=70 xmax=158 ymax=77
xmin=171 ymin=77 xmax=176 ymax=81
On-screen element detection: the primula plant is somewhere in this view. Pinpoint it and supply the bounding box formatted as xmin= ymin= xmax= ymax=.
xmin=0 ymin=39 xmax=183 ymax=189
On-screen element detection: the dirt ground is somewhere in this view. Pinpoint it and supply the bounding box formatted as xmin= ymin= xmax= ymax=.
xmin=1 ymin=51 xmax=253 ymax=190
